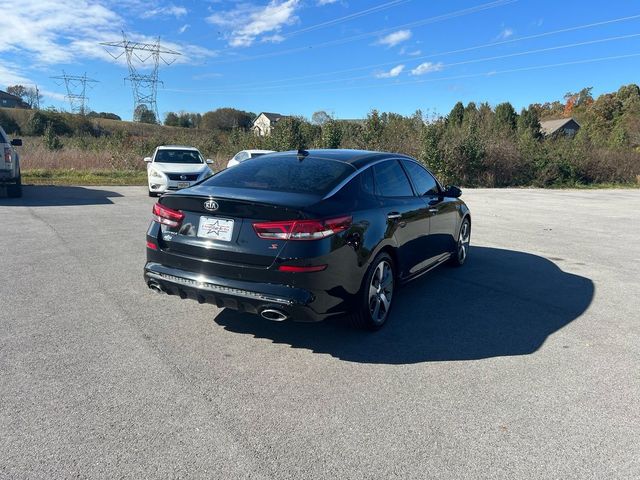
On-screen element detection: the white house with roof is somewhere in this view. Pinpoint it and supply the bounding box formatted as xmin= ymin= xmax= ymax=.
xmin=252 ymin=112 xmax=288 ymax=136
xmin=540 ymin=118 xmax=581 ymax=138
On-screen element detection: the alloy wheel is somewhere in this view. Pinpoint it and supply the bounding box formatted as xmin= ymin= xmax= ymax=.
xmin=368 ymin=260 xmax=394 ymax=325
xmin=458 ymin=220 xmax=471 ymax=263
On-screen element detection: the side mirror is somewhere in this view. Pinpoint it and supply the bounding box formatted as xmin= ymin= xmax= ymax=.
xmin=206 ymin=159 xmax=213 ymax=164
xmin=443 ymin=185 xmax=462 ymax=198
xmin=144 ymin=157 xmax=152 ymax=163
xmin=10 ymin=138 xmax=22 ymax=147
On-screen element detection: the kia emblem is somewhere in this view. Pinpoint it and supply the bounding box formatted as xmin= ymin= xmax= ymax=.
xmin=204 ymin=199 xmax=219 ymax=211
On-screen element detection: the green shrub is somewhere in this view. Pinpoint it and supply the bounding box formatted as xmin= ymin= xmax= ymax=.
xmin=0 ymin=110 xmax=21 ymax=134
xmin=44 ymin=123 xmax=63 ymax=150
xmin=27 ymin=110 xmax=72 ymax=136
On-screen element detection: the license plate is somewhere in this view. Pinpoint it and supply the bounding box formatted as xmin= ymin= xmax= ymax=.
xmin=197 ymin=217 xmax=234 ymax=241
xmin=177 ymin=182 xmax=190 ymax=188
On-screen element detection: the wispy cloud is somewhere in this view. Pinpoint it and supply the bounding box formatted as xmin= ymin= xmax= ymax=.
xmin=410 ymin=62 xmax=444 ymax=76
xmin=317 ymin=0 xmax=339 ymax=5
xmin=375 ymin=64 xmax=405 ymax=79
xmin=192 ymin=72 xmax=223 ymax=81
xmin=496 ymin=27 xmax=514 ymax=40
xmin=207 ymin=0 xmax=300 ymax=47
xmin=0 ymin=1 xmax=215 ymax=70
xmin=376 ymin=29 xmax=412 ymax=48
xmin=400 ymin=46 xmax=422 ymax=56
xmin=178 ymin=24 xmax=190 ymax=34
xmin=262 ymin=34 xmax=285 ymax=44
xmin=141 ymin=5 xmax=188 ymax=19
xmin=0 ymin=62 xmax=32 ymax=88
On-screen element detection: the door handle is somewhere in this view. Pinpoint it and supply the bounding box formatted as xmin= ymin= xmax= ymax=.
xmin=387 ymin=212 xmax=402 ymax=220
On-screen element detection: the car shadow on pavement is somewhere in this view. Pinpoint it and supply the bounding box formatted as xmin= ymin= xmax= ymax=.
xmin=214 ymin=246 xmax=594 ymax=364
xmin=0 ymin=185 xmax=123 ymax=206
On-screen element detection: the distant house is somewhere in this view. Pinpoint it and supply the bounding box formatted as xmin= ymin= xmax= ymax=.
xmin=252 ymin=112 xmax=288 ymax=136
xmin=540 ymin=118 xmax=581 ymax=138
xmin=0 ymin=90 xmax=30 ymax=109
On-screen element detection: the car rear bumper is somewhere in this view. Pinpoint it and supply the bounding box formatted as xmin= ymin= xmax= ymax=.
xmin=143 ymin=262 xmax=327 ymax=322
xmin=0 ymin=170 xmax=18 ymax=183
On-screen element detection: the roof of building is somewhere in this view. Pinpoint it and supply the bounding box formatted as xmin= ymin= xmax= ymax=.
xmin=0 ymin=90 xmax=31 ymax=109
xmin=255 ymin=112 xmax=287 ymax=122
xmin=540 ymin=117 xmax=580 ymax=136
xmin=0 ymin=90 xmax=21 ymax=100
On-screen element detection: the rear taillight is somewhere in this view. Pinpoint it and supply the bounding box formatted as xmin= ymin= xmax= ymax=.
xmin=152 ymin=203 xmax=184 ymax=228
xmin=278 ymin=264 xmax=327 ymax=272
xmin=253 ymin=216 xmax=352 ymax=241
xmin=4 ymin=147 xmax=11 ymax=164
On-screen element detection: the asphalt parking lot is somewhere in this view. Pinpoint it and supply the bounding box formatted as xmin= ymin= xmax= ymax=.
xmin=1 ymin=186 xmax=638 ymax=479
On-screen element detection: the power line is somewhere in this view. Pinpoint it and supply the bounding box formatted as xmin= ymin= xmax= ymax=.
xmin=162 ymin=32 xmax=640 ymax=94
xmin=199 ymin=53 xmax=640 ymax=97
xmin=208 ymin=0 xmax=517 ymax=65
xmin=100 ymin=31 xmax=181 ymax=121
xmin=50 ymin=71 xmax=99 ymax=114
xmin=361 ymin=53 xmax=640 ymax=92
xmin=282 ymin=0 xmax=414 ymax=38
xmin=177 ymin=12 xmax=640 ymax=93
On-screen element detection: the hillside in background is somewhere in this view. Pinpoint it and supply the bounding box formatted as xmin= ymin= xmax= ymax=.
xmin=1 ymin=83 xmax=639 ymax=187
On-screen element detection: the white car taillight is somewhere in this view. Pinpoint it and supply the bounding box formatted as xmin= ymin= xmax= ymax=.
xmin=4 ymin=147 xmax=11 ymax=165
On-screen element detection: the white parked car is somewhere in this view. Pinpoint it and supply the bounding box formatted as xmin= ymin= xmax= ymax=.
xmin=0 ymin=126 xmax=22 ymax=198
xmin=227 ymin=149 xmax=275 ymax=168
xmin=145 ymin=145 xmax=213 ymax=197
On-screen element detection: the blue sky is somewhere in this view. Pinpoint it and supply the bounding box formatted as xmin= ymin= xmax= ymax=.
xmin=3 ymin=0 xmax=640 ymax=121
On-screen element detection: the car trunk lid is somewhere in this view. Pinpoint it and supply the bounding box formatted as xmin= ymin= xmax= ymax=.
xmin=156 ymin=188 xmax=321 ymax=268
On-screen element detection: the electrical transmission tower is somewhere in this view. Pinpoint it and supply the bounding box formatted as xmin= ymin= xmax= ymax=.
xmin=101 ymin=32 xmax=181 ymax=122
xmin=50 ymin=72 xmax=98 ymax=114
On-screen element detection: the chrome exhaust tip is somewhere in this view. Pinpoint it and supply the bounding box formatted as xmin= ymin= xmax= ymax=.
xmin=148 ymin=281 xmax=163 ymax=294
xmin=260 ymin=309 xmax=288 ymax=322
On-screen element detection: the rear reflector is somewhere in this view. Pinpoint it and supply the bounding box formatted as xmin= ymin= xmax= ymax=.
xmin=253 ymin=216 xmax=352 ymax=241
xmin=278 ymin=264 xmax=327 ymax=273
xmin=146 ymin=241 xmax=158 ymax=250
xmin=152 ymin=203 xmax=184 ymax=228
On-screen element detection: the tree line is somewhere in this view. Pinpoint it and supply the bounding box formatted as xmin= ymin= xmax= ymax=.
xmin=1 ymin=83 xmax=639 ymax=186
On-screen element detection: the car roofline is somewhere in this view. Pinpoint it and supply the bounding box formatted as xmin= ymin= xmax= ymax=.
xmin=156 ymin=145 xmax=200 ymax=150
xmin=321 ymin=155 xmax=429 ymax=200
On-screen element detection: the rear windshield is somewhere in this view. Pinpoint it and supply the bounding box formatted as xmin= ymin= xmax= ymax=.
xmin=204 ymin=155 xmax=355 ymax=195
xmin=155 ymin=149 xmax=202 ymax=164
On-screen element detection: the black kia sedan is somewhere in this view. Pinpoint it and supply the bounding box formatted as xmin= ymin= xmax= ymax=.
xmin=144 ymin=149 xmax=471 ymax=330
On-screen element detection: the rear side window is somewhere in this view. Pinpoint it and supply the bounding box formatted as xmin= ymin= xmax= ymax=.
xmin=402 ymin=160 xmax=440 ymax=196
xmin=359 ymin=168 xmax=375 ymax=196
xmin=204 ymin=155 xmax=354 ymax=195
xmin=373 ymin=160 xmax=414 ymax=198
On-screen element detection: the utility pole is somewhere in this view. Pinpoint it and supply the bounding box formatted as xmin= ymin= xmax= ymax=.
xmin=50 ymin=72 xmax=99 ymax=114
xmin=34 ymin=85 xmax=41 ymax=110
xmin=100 ymin=31 xmax=181 ymax=122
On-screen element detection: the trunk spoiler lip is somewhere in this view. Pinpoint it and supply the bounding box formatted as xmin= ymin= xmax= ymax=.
xmin=161 ymin=186 xmax=323 ymax=210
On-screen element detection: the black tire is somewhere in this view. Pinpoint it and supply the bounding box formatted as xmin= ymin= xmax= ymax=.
xmin=148 ymin=190 xmax=158 ymax=197
xmin=7 ymin=177 xmax=22 ymax=198
xmin=348 ymin=252 xmax=396 ymax=331
xmin=449 ymin=217 xmax=471 ymax=267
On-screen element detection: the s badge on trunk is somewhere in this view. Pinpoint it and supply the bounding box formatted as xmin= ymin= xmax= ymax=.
xmin=204 ymin=199 xmax=219 ymax=211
